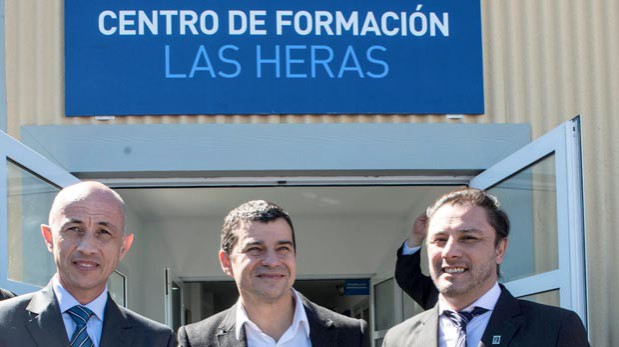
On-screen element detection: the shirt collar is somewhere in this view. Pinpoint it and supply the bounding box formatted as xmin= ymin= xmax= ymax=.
xmin=235 ymin=288 xmax=310 ymax=340
xmin=438 ymin=282 xmax=501 ymax=314
xmin=52 ymin=275 xmax=108 ymax=321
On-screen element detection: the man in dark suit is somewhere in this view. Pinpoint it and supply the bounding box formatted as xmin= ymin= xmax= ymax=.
xmin=383 ymin=188 xmax=589 ymax=347
xmin=178 ymin=200 xmax=369 ymax=347
xmin=0 ymin=181 xmax=175 ymax=347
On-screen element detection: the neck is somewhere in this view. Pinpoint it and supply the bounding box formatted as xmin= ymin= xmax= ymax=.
xmin=241 ymin=292 xmax=296 ymax=341
xmin=56 ymin=274 xmax=104 ymax=305
xmin=440 ymin=281 xmax=498 ymax=311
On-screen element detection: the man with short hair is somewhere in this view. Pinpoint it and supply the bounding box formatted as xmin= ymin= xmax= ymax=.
xmin=0 ymin=181 xmax=175 ymax=347
xmin=177 ymin=200 xmax=369 ymax=347
xmin=383 ymin=188 xmax=589 ymax=347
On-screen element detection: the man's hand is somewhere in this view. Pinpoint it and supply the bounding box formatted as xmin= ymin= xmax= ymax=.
xmin=406 ymin=213 xmax=428 ymax=248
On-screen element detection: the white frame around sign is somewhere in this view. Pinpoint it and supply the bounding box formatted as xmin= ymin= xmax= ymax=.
xmin=0 ymin=131 xmax=80 ymax=294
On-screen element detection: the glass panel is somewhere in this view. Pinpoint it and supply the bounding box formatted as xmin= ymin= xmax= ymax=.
xmin=519 ymin=289 xmax=560 ymax=307
xmin=487 ymin=154 xmax=558 ymax=282
xmin=373 ymin=278 xmax=395 ymax=331
xmin=108 ymin=270 xmax=126 ymax=307
xmin=7 ymin=161 xmax=59 ymax=286
xmin=402 ymin=290 xmax=424 ymax=320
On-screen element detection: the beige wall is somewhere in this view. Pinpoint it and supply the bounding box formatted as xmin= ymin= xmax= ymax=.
xmin=5 ymin=0 xmax=619 ymax=345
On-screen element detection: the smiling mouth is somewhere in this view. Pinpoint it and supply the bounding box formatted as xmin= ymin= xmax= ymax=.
xmin=443 ymin=267 xmax=466 ymax=274
xmin=257 ymin=274 xmax=285 ymax=279
xmin=73 ymin=261 xmax=99 ymax=270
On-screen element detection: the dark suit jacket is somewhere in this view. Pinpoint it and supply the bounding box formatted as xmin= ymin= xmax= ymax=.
xmin=0 ymin=288 xmax=16 ymax=301
xmin=0 ymin=282 xmax=175 ymax=347
xmin=177 ymin=294 xmax=369 ymax=347
xmin=394 ymin=244 xmax=438 ymax=310
xmin=382 ymin=286 xmax=590 ymax=347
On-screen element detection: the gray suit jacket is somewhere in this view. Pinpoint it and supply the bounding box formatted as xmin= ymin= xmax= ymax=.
xmin=177 ymin=295 xmax=369 ymax=347
xmin=0 ymin=282 xmax=175 ymax=347
xmin=382 ymin=286 xmax=590 ymax=347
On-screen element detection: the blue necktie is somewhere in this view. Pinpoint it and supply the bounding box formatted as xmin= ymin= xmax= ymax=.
xmin=443 ymin=307 xmax=489 ymax=347
xmin=67 ymin=305 xmax=95 ymax=347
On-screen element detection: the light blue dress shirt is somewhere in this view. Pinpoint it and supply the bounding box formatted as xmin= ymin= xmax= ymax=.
xmin=52 ymin=276 xmax=108 ymax=347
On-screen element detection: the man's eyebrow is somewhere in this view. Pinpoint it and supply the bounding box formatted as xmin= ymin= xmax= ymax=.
xmin=459 ymin=228 xmax=483 ymax=233
xmin=63 ymin=218 xmax=83 ymax=225
xmin=242 ymin=240 xmax=264 ymax=248
xmin=276 ymin=241 xmax=294 ymax=246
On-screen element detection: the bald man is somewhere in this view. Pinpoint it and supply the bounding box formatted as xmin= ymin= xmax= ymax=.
xmin=0 ymin=181 xmax=175 ymax=347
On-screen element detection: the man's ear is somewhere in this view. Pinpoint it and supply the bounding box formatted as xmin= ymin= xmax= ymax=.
xmin=219 ymin=250 xmax=234 ymax=278
xmin=495 ymin=238 xmax=508 ymax=264
xmin=119 ymin=233 xmax=134 ymax=260
xmin=41 ymin=225 xmax=54 ymax=253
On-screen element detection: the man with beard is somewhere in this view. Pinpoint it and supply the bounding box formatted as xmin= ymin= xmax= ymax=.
xmin=177 ymin=200 xmax=369 ymax=347
xmin=382 ymin=188 xmax=589 ymax=347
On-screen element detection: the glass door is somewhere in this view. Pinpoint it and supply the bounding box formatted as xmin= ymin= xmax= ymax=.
xmin=164 ymin=267 xmax=185 ymax=330
xmin=469 ymin=117 xmax=586 ymax=325
xmin=0 ymin=131 xmax=80 ymax=294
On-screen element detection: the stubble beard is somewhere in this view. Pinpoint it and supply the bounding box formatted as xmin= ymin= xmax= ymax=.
xmin=432 ymin=260 xmax=496 ymax=298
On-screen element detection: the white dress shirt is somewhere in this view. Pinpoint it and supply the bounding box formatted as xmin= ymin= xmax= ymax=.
xmin=52 ymin=276 xmax=108 ymax=347
xmin=438 ymin=282 xmax=501 ymax=347
xmin=235 ymin=289 xmax=311 ymax=347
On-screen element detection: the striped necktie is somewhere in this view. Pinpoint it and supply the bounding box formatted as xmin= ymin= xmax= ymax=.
xmin=67 ymin=305 xmax=95 ymax=347
xmin=443 ymin=307 xmax=489 ymax=347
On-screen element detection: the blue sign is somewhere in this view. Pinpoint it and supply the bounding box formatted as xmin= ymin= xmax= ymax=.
xmin=65 ymin=1 xmax=484 ymax=116
xmin=344 ymin=279 xmax=370 ymax=296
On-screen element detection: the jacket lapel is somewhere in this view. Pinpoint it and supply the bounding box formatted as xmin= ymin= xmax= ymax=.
xmin=479 ymin=286 xmax=522 ymax=347
xmin=303 ymin=298 xmax=336 ymax=347
xmin=415 ymin=306 xmax=440 ymax=346
xmin=25 ymin=283 xmax=71 ymax=347
xmin=100 ymin=295 xmax=134 ymax=347
xmin=216 ymin=304 xmax=247 ymax=347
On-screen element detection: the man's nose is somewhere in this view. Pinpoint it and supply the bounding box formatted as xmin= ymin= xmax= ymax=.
xmin=441 ymin=237 xmax=461 ymax=258
xmin=76 ymin=232 xmax=98 ymax=254
xmin=261 ymin=250 xmax=280 ymax=266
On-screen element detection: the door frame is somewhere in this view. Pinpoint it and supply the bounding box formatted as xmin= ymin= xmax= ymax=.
xmin=0 ymin=131 xmax=80 ymax=293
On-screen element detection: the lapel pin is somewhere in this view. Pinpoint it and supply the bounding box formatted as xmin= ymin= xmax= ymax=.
xmin=492 ymin=335 xmax=501 ymax=344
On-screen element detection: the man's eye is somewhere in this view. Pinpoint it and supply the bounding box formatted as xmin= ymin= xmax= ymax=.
xmin=68 ymin=227 xmax=82 ymax=233
xmin=432 ymin=238 xmax=447 ymax=244
xmin=461 ymin=236 xmax=478 ymax=242
xmin=277 ymin=247 xmax=291 ymax=253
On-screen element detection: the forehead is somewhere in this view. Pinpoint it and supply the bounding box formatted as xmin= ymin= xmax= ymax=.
xmin=428 ymin=204 xmax=493 ymax=234
xmin=52 ymin=194 xmax=124 ymax=226
xmin=235 ymin=218 xmax=293 ymax=243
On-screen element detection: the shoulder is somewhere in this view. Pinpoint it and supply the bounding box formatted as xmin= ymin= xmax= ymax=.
xmin=517 ymin=299 xmax=584 ymax=324
xmin=178 ymin=306 xmax=235 ymax=343
xmin=118 ymin=306 xmax=172 ymax=334
xmin=303 ymin=299 xmax=366 ymax=329
xmin=382 ymin=310 xmax=432 ymax=347
xmin=386 ymin=309 xmax=430 ymax=336
xmin=0 ymin=292 xmax=38 ymax=333
xmin=183 ymin=306 xmax=233 ymax=331
xmin=0 ymin=292 xmax=36 ymax=319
